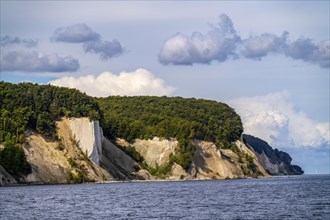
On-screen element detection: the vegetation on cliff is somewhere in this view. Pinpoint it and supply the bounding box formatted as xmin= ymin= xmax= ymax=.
xmin=98 ymin=96 xmax=243 ymax=169
xmin=0 ymin=81 xmax=100 ymax=142
xmin=0 ymin=82 xmax=100 ymax=177
xmin=0 ymin=140 xmax=31 ymax=178
xmin=1 ymin=82 xmax=244 ymax=176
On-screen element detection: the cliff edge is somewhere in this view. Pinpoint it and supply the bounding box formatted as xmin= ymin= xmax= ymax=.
xmin=243 ymin=134 xmax=304 ymax=175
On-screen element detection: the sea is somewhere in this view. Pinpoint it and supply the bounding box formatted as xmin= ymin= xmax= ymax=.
xmin=0 ymin=175 xmax=329 ymax=220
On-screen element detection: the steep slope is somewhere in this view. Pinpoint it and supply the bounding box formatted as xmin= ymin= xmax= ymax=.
xmin=0 ymin=82 xmax=303 ymax=185
xmin=65 ymin=118 xmax=143 ymax=180
xmin=0 ymin=165 xmax=17 ymax=185
xmin=243 ymin=134 xmax=304 ymax=175
xmin=22 ymin=119 xmax=113 ymax=184
xmin=116 ymin=138 xmax=269 ymax=180
xmin=117 ymin=137 xmax=178 ymax=167
xmin=100 ymin=138 xmax=140 ymax=180
xmin=67 ymin=118 xmax=103 ymax=165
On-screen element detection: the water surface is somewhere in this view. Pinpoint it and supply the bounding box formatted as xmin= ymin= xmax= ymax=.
xmin=1 ymin=175 xmax=329 ymax=219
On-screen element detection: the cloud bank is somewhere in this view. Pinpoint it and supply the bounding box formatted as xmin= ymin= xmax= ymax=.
xmin=159 ymin=14 xmax=241 ymax=65
xmin=0 ymin=51 xmax=79 ymax=72
xmin=1 ymin=35 xmax=38 ymax=48
xmin=49 ymin=68 xmax=175 ymax=97
xmin=51 ymin=23 xmax=100 ymax=43
xmin=159 ymin=14 xmax=330 ymax=68
xmin=228 ymin=91 xmax=329 ymax=148
xmin=83 ymin=40 xmax=124 ymax=60
xmin=51 ymin=23 xmax=124 ymax=60
xmin=242 ymin=32 xmax=288 ymax=59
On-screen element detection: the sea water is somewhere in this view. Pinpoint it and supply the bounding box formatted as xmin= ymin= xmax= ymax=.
xmin=1 ymin=175 xmax=329 ymax=219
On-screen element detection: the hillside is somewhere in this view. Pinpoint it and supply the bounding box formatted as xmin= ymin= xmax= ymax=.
xmin=243 ymin=134 xmax=304 ymax=175
xmin=0 ymin=82 xmax=303 ymax=185
xmin=0 ymin=82 xmax=101 ymax=182
xmin=97 ymin=96 xmax=243 ymax=170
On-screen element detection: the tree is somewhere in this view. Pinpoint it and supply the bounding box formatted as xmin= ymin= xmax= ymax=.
xmin=36 ymin=112 xmax=54 ymax=137
xmin=0 ymin=141 xmax=31 ymax=176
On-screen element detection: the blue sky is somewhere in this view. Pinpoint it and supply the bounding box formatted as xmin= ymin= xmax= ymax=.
xmin=1 ymin=1 xmax=329 ymax=174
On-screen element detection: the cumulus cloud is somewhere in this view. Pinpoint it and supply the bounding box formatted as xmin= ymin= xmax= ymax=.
xmin=159 ymin=14 xmax=329 ymax=68
xmin=49 ymin=68 xmax=175 ymax=97
xmin=228 ymin=91 xmax=329 ymax=148
xmin=51 ymin=23 xmax=124 ymax=60
xmin=285 ymin=39 xmax=330 ymax=68
xmin=159 ymin=14 xmax=241 ymax=65
xmin=242 ymin=32 xmax=288 ymax=59
xmin=51 ymin=23 xmax=100 ymax=43
xmin=1 ymin=35 xmax=38 ymax=48
xmin=0 ymin=51 xmax=79 ymax=72
xmin=83 ymin=39 xmax=124 ymax=60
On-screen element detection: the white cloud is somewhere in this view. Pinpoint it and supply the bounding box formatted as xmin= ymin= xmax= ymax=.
xmin=159 ymin=14 xmax=241 ymax=65
xmin=51 ymin=23 xmax=100 ymax=43
xmin=49 ymin=68 xmax=175 ymax=97
xmin=285 ymin=39 xmax=330 ymax=68
xmin=1 ymin=35 xmax=38 ymax=48
xmin=159 ymin=13 xmax=329 ymax=68
xmin=228 ymin=91 xmax=330 ymax=148
xmin=242 ymin=32 xmax=288 ymax=59
xmin=0 ymin=50 xmax=79 ymax=72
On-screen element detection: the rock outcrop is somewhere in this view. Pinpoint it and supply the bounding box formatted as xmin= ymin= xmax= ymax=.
xmin=243 ymin=134 xmax=304 ymax=175
xmin=0 ymin=165 xmax=17 ymax=186
xmin=67 ymin=118 xmax=103 ymax=165
xmin=189 ymin=140 xmax=269 ymax=180
xmin=119 ymin=137 xmax=270 ymax=180
xmin=117 ymin=137 xmax=178 ymax=167
xmin=20 ymin=119 xmax=113 ymax=184
xmin=0 ymin=117 xmax=303 ymax=186
xmin=66 ymin=118 xmax=143 ymax=180
xmin=100 ymin=138 xmax=140 ymax=180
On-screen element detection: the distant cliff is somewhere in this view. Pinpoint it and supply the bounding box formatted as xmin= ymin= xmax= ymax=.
xmin=243 ymin=134 xmax=304 ymax=175
xmin=0 ymin=82 xmax=303 ymax=185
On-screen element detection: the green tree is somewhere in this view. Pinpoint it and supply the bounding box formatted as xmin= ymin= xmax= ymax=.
xmin=0 ymin=140 xmax=31 ymax=176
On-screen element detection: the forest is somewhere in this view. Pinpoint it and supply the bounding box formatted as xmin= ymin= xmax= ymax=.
xmin=0 ymin=82 xmax=243 ymax=174
xmin=0 ymin=82 xmax=100 ymax=176
xmin=97 ymin=96 xmax=243 ymax=169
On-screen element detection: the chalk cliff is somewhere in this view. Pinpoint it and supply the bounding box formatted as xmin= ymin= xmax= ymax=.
xmin=19 ymin=118 xmax=113 ymax=184
xmin=67 ymin=118 xmax=141 ymax=180
xmin=67 ymin=118 xmax=103 ymax=165
xmin=243 ymin=134 xmax=304 ymax=175
xmin=0 ymin=117 xmax=303 ymax=186
xmin=117 ymin=137 xmax=269 ymax=180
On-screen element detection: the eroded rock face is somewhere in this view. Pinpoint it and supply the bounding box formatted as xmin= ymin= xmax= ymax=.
xmin=100 ymin=138 xmax=139 ymax=180
xmin=66 ymin=118 xmax=143 ymax=180
xmin=0 ymin=165 xmax=17 ymax=186
xmin=192 ymin=141 xmax=243 ymax=179
xmin=67 ymin=118 xmax=103 ymax=165
xmin=122 ymin=137 xmax=269 ymax=180
xmin=126 ymin=137 xmax=178 ymax=167
xmin=190 ymin=140 xmax=269 ymax=180
xmin=243 ymin=134 xmax=304 ymax=175
xmin=21 ymin=119 xmax=113 ymax=184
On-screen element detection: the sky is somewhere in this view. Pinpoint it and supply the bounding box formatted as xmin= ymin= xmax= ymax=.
xmin=1 ymin=1 xmax=329 ymax=174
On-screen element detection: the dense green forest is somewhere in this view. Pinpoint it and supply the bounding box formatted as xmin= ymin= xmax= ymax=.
xmin=0 ymin=82 xmax=100 ymax=142
xmin=1 ymin=82 xmax=243 ymax=174
xmin=0 ymin=82 xmax=100 ymax=176
xmin=98 ymin=96 xmax=243 ymax=169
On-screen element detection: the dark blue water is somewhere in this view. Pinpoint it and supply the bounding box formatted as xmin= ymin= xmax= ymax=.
xmin=1 ymin=175 xmax=329 ymax=219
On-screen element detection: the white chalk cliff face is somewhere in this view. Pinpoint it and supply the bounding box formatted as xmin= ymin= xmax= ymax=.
xmin=67 ymin=118 xmax=103 ymax=165
xmin=68 ymin=118 xmax=139 ymax=180
xmin=20 ymin=119 xmax=113 ymax=184
xmin=117 ymin=137 xmax=269 ymax=180
xmin=129 ymin=137 xmax=178 ymax=167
